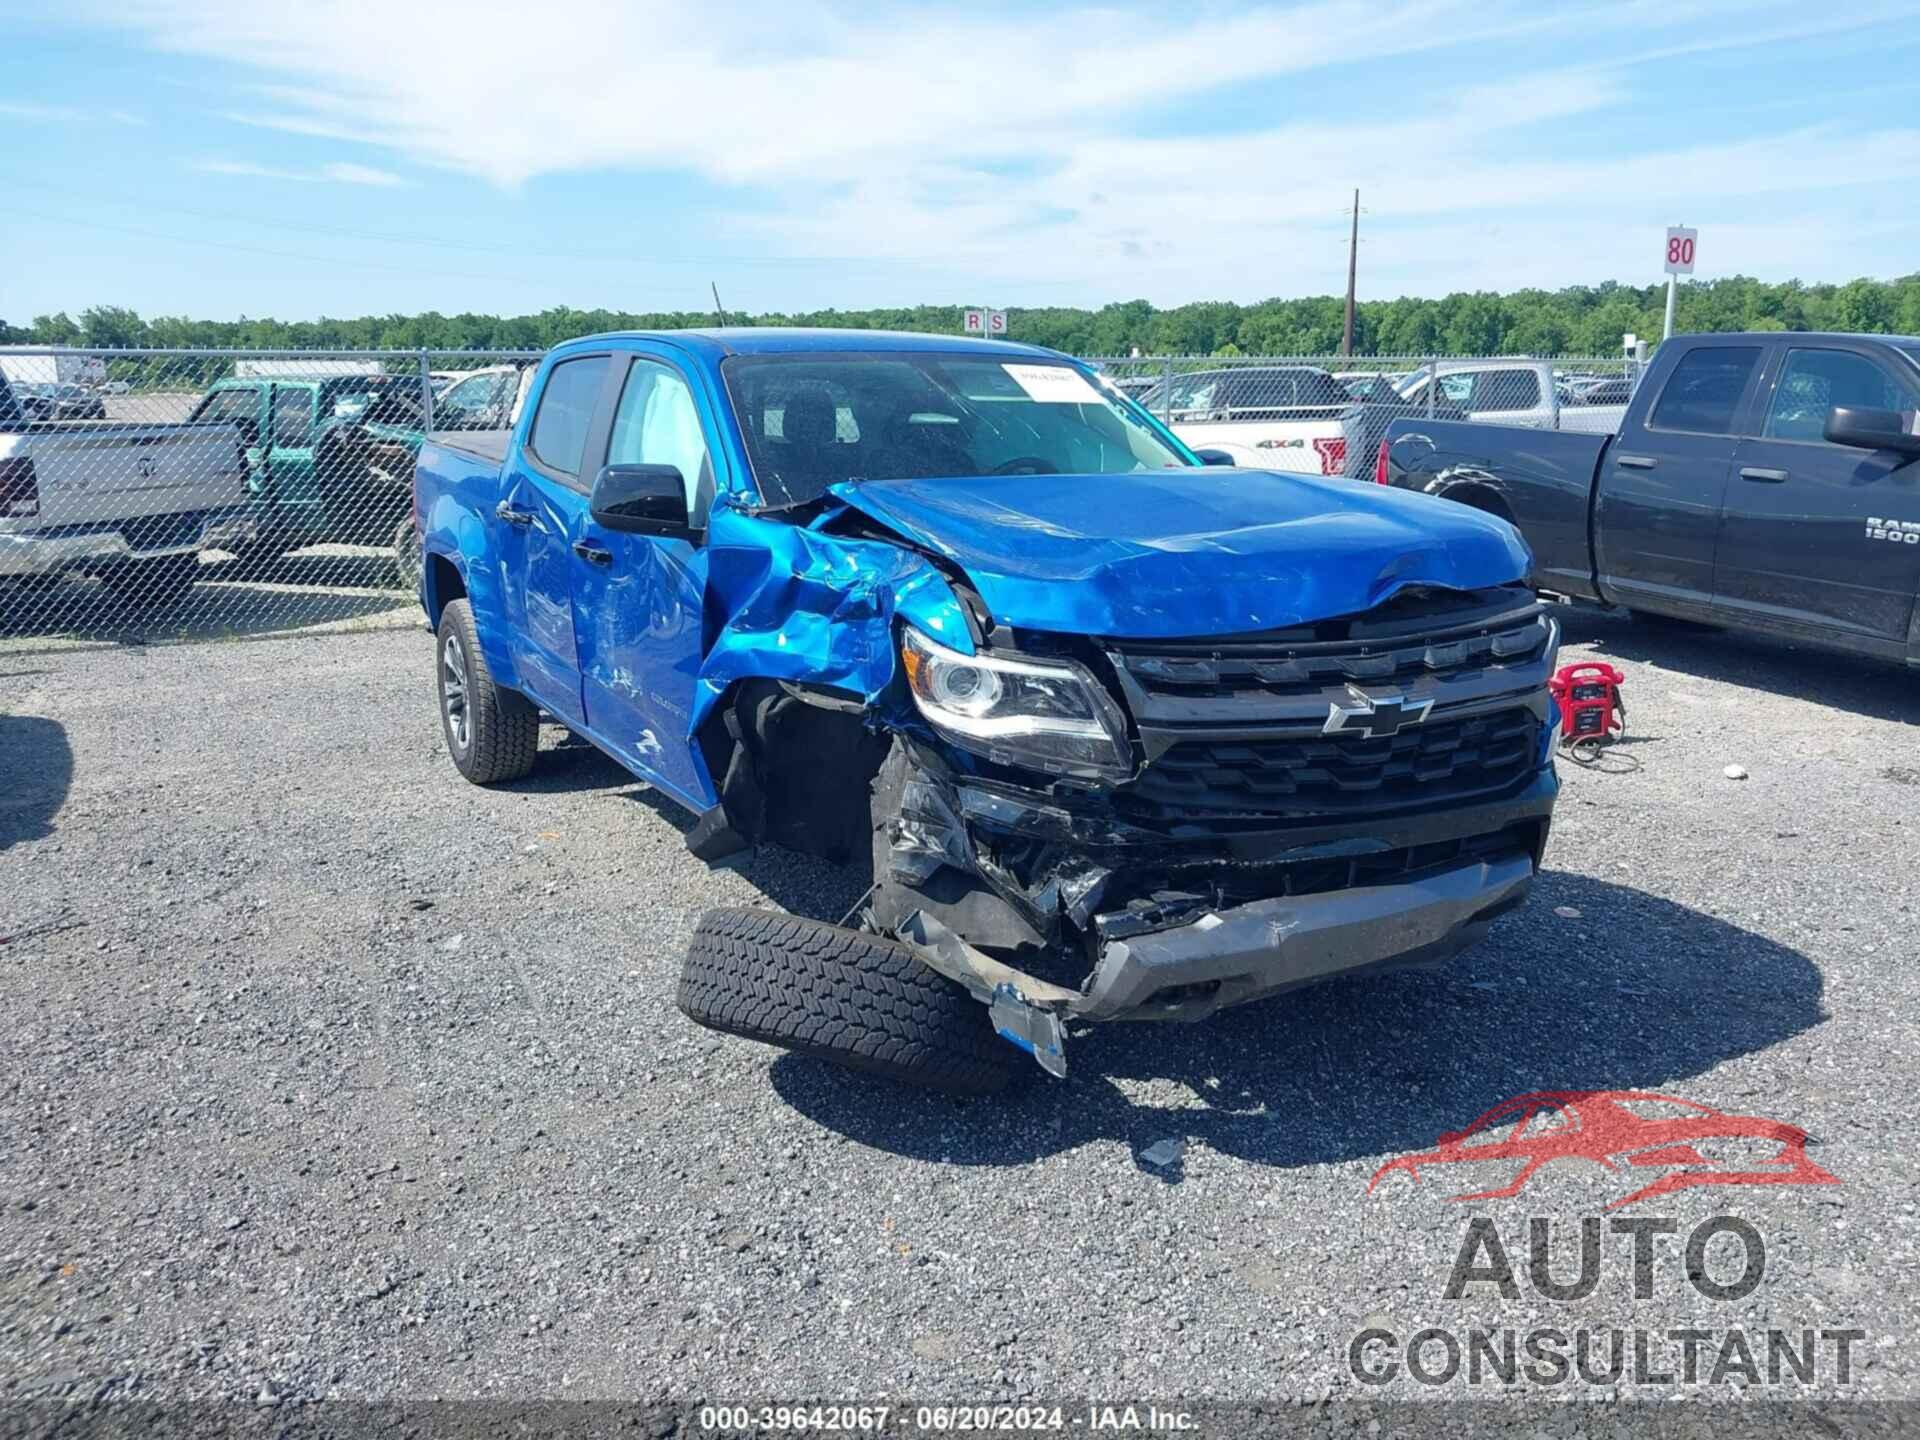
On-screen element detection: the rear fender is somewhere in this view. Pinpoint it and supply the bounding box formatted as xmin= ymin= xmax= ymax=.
xmin=420 ymin=486 xmax=522 ymax=690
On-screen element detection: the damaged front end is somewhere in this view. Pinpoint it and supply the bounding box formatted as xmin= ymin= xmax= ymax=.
xmin=866 ymin=583 xmax=1560 ymax=1071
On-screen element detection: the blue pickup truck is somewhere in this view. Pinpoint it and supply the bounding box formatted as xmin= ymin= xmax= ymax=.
xmin=413 ymin=329 xmax=1561 ymax=1093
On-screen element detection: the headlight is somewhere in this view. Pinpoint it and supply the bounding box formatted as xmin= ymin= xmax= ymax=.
xmin=900 ymin=626 xmax=1132 ymax=781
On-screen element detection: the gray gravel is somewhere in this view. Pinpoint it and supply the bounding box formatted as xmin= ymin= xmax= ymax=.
xmin=1 ymin=606 xmax=1916 ymax=1414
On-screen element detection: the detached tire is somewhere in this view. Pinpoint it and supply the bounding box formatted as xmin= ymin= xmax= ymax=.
xmin=678 ymin=907 xmax=1022 ymax=1096
xmin=436 ymin=597 xmax=538 ymax=784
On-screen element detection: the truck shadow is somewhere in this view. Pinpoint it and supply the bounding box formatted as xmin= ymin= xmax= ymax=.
xmin=1556 ymin=604 xmax=1919 ymax=726
xmin=767 ymin=867 xmax=1826 ymax=1174
xmin=0 ymin=714 xmax=73 ymax=850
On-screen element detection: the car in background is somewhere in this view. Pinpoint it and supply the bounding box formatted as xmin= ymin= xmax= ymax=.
xmin=432 ymin=364 xmax=531 ymax=431
xmin=1335 ymin=371 xmax=1411 ymax=403
xmin=16 ymin=383 xmax=109 ymax=422
xmin=1379 ymin=330 xmax=1920 ymax=665
xmin=1397 ymin=359 xmax=1627 ymax=434
xmin=1566 ymin=376 xmax=1632 ymax=407
xmin=188 ymin=373 xmax=430 ymax=570
xmin=1 ymin=370 xmax=252 ymax=610
xmin=1133 ymin=365 xmax=1363 ymax=475
xmin=1104 ymin=373 xmax=1160 ymax=401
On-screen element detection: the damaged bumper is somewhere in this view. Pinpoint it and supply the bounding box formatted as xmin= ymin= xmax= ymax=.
xmin=1075 ymin=850 xmax=1533 ymax=1022
xmin=882 ymin=745 xmax=1556 ymax=1027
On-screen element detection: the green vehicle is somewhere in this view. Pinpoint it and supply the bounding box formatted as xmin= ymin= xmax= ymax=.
xmin=187 ymin=374 xmax=429 ymax=582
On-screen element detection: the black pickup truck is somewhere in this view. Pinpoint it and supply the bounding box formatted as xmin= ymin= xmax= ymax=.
xmin=1379 ymin=332 xmax=1920 ymax=665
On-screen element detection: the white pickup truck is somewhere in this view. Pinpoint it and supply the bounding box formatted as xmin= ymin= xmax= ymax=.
xmin=1394 ymin=359 xmax=1629 ymax=435
xmin=0 ymin=372 xmax=253 ymax=609
xmin=1136 ymin=365 xmax=1365 ymax=475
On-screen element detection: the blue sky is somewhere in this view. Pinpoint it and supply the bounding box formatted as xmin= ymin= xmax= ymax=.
xmin=2 ymin=0 xmax=1917 ymax=323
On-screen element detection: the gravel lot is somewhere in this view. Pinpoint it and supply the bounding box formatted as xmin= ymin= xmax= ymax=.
xmin=2 ymin=605 xmax=1916 ymax=1420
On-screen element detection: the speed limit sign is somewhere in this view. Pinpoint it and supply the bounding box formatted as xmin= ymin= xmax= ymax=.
xmin=1664 ymin=226 xmax=1697 ymax=275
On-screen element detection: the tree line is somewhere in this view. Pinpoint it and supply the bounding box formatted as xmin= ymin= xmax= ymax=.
xmin=7 ymin=274 xmax=1919 ymax=360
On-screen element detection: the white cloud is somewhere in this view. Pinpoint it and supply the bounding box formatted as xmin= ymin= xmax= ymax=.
xmin=86 ymin=0 xmax=1920 ymax=296
xmin=0 ymin=99 xmax=144 ymax=124
xmin=194 ymin=157 xmax=409 ymax=186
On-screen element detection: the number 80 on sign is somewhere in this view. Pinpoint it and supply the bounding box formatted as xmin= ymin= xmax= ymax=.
xmin=1664 ymin=227 xmax=1697 ymax=275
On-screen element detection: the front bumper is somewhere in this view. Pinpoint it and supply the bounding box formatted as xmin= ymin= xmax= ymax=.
xmin=1076 ymin=850 xmax=1533 ymax=1022
xmin=0 ymin=510 xmax=256 ymax=578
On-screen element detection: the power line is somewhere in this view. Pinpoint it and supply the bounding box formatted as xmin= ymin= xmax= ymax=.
xmin=0 ymin=173 xmax=965 ymax=272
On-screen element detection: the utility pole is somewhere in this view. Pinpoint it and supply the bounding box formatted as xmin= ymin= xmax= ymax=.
xmin=1342 ymin=188 xmax=1359 ymax=359
xmin=710 ymin=281 xmax=730 ymax=328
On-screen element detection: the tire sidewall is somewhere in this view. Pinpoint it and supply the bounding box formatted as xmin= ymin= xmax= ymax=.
xmin=437 ymin=604 xmax=478 ymax=773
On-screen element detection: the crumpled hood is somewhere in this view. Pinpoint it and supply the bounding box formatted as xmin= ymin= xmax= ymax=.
xmin=830 ymin=470 xmax=1532 ymax=639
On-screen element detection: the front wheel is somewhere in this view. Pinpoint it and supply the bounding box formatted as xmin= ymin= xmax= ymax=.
xmin=436 ymin=598 xmax=538 ymax=784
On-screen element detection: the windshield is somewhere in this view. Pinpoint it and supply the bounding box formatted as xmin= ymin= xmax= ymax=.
xmin=723 ymin=353 xmax=1192 ymax=507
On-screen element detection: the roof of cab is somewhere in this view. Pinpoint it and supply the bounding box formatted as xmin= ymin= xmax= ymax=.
xmin=564 ymin=327 xmax=1067 ymax=362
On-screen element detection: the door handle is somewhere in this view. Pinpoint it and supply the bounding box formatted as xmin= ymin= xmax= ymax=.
xmin=493 ymin=500 xmax=534 ymax=527
xmin=572 ymin=539 xmax=613 ymax=566
xmin=1738 ymin=466 xmax=1790 ymax=483
xmin=1614 ymin=454 xmax=1657 ymax=470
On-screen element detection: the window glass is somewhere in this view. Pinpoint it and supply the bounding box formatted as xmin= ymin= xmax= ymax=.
xmin=723 ymin=353 xmax=1189 ymax=507
xmin=528 ymin=357 xmax=609 ymax=476
xmin=438 ymin=372 xmax=511 ymax=429
xmin=272 ymin=387 xmax=313 ymax=446
xmin=607 ymin=360 xmax=713 ymax=520
xmin=1225 ymin=369 xmax=1352 ymax=410
xmin=1437 ymin=374 xmax=1474 ymax=405
xmin=1647 ymin=347 xmax=1760 ymax=435
xmin=194 ymin=385 xmax=260 ymax=424
xmin=1473 ymin=369 xmax=1540 ymax=412
xmin=1764 ymin=349 xmax=1920 ymax=441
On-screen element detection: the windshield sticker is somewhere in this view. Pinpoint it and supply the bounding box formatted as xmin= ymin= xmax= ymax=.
xmin=1001 ymin=364 xmax=1104 ymax=404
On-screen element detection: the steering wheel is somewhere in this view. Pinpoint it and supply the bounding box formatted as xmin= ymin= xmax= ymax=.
xmin=990 ymin=456 xmax=1059 ymax=476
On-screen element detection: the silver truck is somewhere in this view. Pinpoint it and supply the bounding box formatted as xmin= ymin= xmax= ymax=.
xmin=1396 ymin=359 xmax=1629 ymax=435
xmin=1 ymin=371 xmax=253 ymax=608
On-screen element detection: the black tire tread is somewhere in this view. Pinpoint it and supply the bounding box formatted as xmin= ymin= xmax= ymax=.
xmin=677 ymin=906 xmax=1019 ymax=1096
xmin=440 ymin=597 xmax=539 ymax=784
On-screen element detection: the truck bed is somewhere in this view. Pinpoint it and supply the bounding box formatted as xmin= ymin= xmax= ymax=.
xmin=427 ymin=429 xmax=513 ymax=466
xmin=1380 ymin=418 xmax=1609 ymax=599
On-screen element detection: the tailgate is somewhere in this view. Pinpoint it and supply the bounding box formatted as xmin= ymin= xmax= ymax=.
xmin=14 ymin=423 xmax=248 ymax=529
xmin=1171 ymin=415 xmax=1351 ymax=474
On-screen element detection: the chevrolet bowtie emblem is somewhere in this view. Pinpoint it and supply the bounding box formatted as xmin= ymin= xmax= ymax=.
xmin=1324 ymin=684 xmax=1434 ymax=739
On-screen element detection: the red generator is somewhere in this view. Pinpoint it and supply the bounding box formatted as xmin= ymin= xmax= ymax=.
xmin=1549 ymin=662 xmax=1625 ymax=747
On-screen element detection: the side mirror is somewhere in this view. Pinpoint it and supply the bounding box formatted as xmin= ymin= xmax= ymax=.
xmin=590 ymin=463 xmax=690 ymax=534
xmin=1193 ymin=448 xmax=1236 ymax=467
xmin=1825 ymin=406 xmax=1920 ymax=456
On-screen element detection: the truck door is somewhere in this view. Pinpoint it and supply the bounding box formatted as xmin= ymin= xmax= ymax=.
xmin=566 ymin=351 xmax=714 ymax=806
xmin=266 ymin=384 xmax=319 ymax=530
xmin=1593 ymin=344 xmax=1763 ymax=617
xmin=495 ymin=353 xmax=614 ymax=729
xmin=1716 ymin=343 xmax=1920 ymax=647
xmin=189 ymin=383 xmax=267 ymax=502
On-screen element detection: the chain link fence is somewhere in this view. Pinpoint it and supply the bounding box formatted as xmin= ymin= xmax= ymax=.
xmin=0 ymin=348 xmax=540 ymax=647
xmin=1 ymin=345 xmax=1639 ymax=648
xmin=1087 ymin=353 xmax=1642 ymax=479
